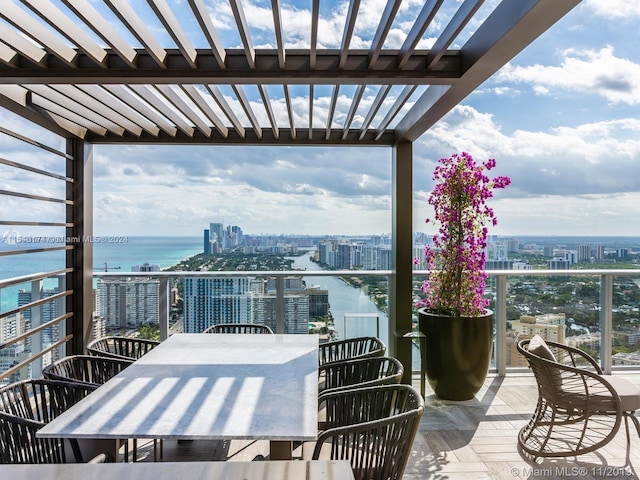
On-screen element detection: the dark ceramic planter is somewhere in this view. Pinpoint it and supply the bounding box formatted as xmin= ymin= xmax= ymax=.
xmin=418 ymin=308 xmax=494 ymax=401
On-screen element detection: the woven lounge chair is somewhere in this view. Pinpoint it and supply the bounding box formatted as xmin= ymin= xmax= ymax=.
xmin=0 ymin=379 xmax=97 ymax=463
xmin=318 ymin=336 xmax=386 ymax=366
xmin=517 ymin=335 xmax=640 ymax=460
xmin=202 ymin=323 xmax=273 ymax=334
xmin=87 ymin=336 xmax=160 ymax=360
xmin=42 ymin=354 xmax=149 ymax=461
xmin=43 ymin=355 xmax=133 ymax=386
xmin=318 ymin=356 xmax=403 ymax=394
xmin=312 ymin=384 xmax=424 ymax=480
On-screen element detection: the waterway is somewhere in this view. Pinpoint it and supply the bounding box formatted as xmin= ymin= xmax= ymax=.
xmin=288 ymin=251 xmax=390 ymax=346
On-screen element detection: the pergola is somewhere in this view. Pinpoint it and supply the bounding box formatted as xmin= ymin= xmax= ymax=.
xmin=0 ymin=0 xmax=582 ymax=378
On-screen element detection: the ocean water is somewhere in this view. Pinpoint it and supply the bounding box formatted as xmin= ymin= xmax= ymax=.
xmin=0 ymin=236 xmax=202 ymax=311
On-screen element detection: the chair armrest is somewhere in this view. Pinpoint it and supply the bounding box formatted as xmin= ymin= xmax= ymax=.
xmin=544 ymin=340 xmax=603 ymax=373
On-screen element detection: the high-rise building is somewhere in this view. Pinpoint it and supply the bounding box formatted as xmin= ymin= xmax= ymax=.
xmin=182 ymin=277 xmax=252 ymax=333
xmin=203 ymin=228 xmax=210 ymax=254
xmin=209 ymin=222 xmax=224 ymax=252
xmin=97 ymin=278 xmax=160 ymax=327
xmin=132 ymin=263 xmax=161 ymax=272
xmin=511 ymin=313 xmax=566 ymax=343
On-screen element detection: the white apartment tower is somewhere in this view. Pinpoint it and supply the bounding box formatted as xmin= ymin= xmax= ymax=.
xmin=182 ymin=277 xmax=252 ymax=333
xmin=97 ymin=278 xmax=160 ymax=327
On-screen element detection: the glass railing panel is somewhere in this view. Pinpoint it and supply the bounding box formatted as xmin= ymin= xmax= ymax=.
xmin=503 ymin=273 xmax=603 ymax=368
xmin=0 ymin=274 xmax=68 ymax=385
xmin=611 ymin=273 xmax=640 ymax=368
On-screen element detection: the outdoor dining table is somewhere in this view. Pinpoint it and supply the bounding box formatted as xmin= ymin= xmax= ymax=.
xmin=37 ymin=333 xmax=319 ymax=462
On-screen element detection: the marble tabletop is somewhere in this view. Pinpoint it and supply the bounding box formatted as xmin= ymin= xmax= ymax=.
xmin=37 ymin=334 xmax=319 ymax=443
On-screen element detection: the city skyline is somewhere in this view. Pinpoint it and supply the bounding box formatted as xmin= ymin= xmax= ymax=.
xmin=2 ymin=1 xmax=639 ymax=237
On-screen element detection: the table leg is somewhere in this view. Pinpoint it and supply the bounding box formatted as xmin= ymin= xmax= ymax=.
xmin=269 ymin=440 xmax=292 ymax=460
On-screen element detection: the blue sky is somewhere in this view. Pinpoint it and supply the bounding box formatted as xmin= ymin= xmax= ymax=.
xmin=2 ymin=0 xmax=639 ymax=238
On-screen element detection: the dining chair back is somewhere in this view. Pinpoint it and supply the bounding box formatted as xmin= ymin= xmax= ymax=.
xmin=43 ymin=355 xmax=133 ymax=387
xmin=313 ymin=384 xmax=424 ymax=480
xmin=87 ymin=336 xmax=160 ymax=360
xmin=517 ymin=335 xmax=640 ymax=459
xmin=319 ymin=356 xmax=403 ymax=394
xmin=202 ymin=323 xmax=273 ymax=334
xmin=0 ymin=379 xmax=97 ymax=463
xmin=318 ymin=336 xmax=386 ymax=366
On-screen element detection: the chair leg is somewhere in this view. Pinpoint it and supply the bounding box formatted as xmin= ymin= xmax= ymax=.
xmin=629 ymin=412 xmax=640 ymax=438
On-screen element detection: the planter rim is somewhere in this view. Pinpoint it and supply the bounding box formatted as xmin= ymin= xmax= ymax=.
xmin=417 ymin=307 xmax=494 ymax=318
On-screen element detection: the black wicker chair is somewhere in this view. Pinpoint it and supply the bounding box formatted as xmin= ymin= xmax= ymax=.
xmin=0 ymin=379 xmax=97 ymax=464
xmin=202 ymin=323 xmax=274 ymax=334
xmin=318 ymin=356 xmax=403 ymax=394
xmin=312 ymin=384 xmax=424 ymax=480
xmin=517 ymin=335 xmax=640 ymax=460
xmin=87 ymin=336 xmax=160 ymax=360
xmin=318 ymin=336 xmax=386 ymax=366
xmin=42 ymin=355 xmax=133 ymax=386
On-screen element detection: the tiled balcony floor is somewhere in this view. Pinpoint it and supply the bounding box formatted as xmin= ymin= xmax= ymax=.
xmin=130 ymin=373 xmax=640 ymax=479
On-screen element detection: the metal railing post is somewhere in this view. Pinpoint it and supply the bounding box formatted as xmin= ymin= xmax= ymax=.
xmin=275 ymin=276 xmax=285 ymax=334
xmin=600 ymin=274 xmax=613 ymax=374
xmin=159 ymin=277 xmax=170 ymax=340
xmin=495 ymin=274 xmax=507 ymax=376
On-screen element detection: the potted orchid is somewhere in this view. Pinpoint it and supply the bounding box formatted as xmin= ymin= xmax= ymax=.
xmin=417 ymin=152 xmax=510 ymax=400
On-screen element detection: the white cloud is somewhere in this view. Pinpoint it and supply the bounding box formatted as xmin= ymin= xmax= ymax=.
xmin=497 ymin=46 xmax=640 ymax=105
xmin=585 ymin=0 xmax=640 ymax=19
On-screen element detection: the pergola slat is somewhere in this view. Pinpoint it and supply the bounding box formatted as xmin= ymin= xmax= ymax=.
xmin=187 ymin=0 xmax=226 ymax=69
xmin=0 ymin=22 xmax=47 ymax=66
xmin=27 ymin=85 xmax=125 ymax=136
xmin=325 ymin=85 xmax=339 ymax=140
xmin=182 ymin=85 xmax=229 ymax=138
xmin=156 ymin=84 xmax=211 ymax=137
xmin=425 ymin=0 xmax=485 ymax=69
xmin=0 ymin=0 xmax=583 ymax=145
xmin=205 ymin=85 xmax=245 ymax=138
xmin=308 ymin=84 xmax=314 ymax=140
xmin=375 ymin=85 xmax=417 ymax=140
xmin=1 ymin=1 xmax=77 ymax=66
xmin=339 ymin=0 xmax=360 ymax=69
xmin=0 ymin=42 xmax=18 ymax=67
xmin=271 ymin=0 xmax=285 ymax=68
xmin=258 ymin=85 xmax=279 ymax=139
xmin=310 ymin=0 xmax=319 ymax=69
xmin=368 ymin=0 xmax=402 ymax=68
xmin=105 ymin=0 xmax=167 ymax=67
xmin=358 ymin=85 xmax=391 ymax=140
xmin=99 ymin=85 xmax=163 ymax=137
xmin=127 ymin=84 xmax=190 ymax=137
xmin=396 ymin=0 xmax=581 ymax=141
xmin=398 ymin=0 xmax=445 ymax=69
xmin=283 ymin=84 xmax=296 ymax=140
xmin=21 ymin=0 xmax=108 ymax=66
xmin=147 ymin=0 xmax=198 ymax=69
xmin=52 ymin=85 xmax=143 ymax=137
xmin=342 ymin=84 xmax=365 ymax=140
xmin=78 ymin=84 xmax=168 ymax=137
xmin=62 ymin=0 xmax=137 ymax=67
xmin=229 ymin=0 xmax=256 ymax=69
xmin=233 ymin=85 xmax=262 ymax=139
xmin=30 ymin=93 xmax=107 ymax=136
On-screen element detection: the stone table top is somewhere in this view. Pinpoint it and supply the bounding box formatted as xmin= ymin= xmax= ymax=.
xmin=38 ymin=333 xmax=319 ymax=441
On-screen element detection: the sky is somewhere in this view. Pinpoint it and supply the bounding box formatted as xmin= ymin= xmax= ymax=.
xmin=1 ymin=0 xmax=640 ymax=239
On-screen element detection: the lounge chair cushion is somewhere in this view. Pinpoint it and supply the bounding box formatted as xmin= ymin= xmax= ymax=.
xmin=599 ymin=376 xmax=640 ymax=412
xmin=528 ymin=335 xmax=562 ymax=388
